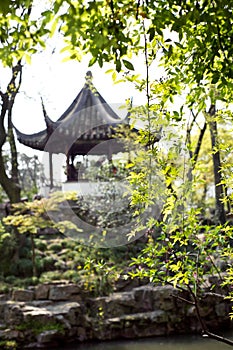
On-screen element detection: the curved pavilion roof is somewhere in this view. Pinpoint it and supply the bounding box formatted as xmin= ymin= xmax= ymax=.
xmin=15 ymin=71 xmax=130 ymax=157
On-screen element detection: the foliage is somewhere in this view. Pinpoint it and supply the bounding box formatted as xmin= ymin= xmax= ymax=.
xmin=83 ymin=257 xmax=119 ymax=296
xmin=0 ymin=0 xmax=49 ymax=67
xmin=125 ymin=129 xmax=233 ymax=345
xmin=0 ymin=0 xmax=51 ymax=203
xmin=0 ymin=232 xmax=141 ymax=295
xmin=0 ymin=340 xmax=17 ymax=350
xmin=15 ymin=319 xmax=65 ymax=336
xmin=18 ymin=154 xmax=44 ymax=200
xmin=36 ymin=238 xmax=141 ymax=295
xmin=1 ymin=191 xmax=142 ymax=294
xmin=130 ymin=211 xmax=232 ymax=288
xmin=2 ymin=0 xmax=230 ymax=90
xmin=3 ymin=191 xmax=78 ymax=234
xmin=0 ymin=221 xmax=16 ymax=276
xmin=2 ymin=191 xmax=80 ymax=277
xmin=37 ymin=0 xmax=231 ymax=100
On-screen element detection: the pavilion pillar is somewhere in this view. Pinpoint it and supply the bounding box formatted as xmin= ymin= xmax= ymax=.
xmin=66 ymin=153 xmax=70 ymax=182
xmin=107 ymin=145 xmax=113 ymax=163
xmin=49 ymin=152 xmax=54 ymax=189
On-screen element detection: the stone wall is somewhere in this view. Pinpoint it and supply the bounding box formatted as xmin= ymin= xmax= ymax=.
xmin=0 ymin=282 xmax=232 ymax=348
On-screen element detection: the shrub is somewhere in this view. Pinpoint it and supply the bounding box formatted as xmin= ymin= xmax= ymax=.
xmin=48 ymin=241 xmax=63 ymax=253
xmin=39 ymin=270 xmax=65 ymax=283
xmin=0 ymin=222 xmax=17 ymax=276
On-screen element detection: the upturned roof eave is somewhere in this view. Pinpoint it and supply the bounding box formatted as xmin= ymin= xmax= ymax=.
xmin=14 ymin=125 xmax=49 ymax=151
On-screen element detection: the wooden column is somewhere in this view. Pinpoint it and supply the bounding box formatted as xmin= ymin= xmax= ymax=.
xmin=66 ymin=153 xmax=70 ymax=182
xmin=49 ymin=152 xmax=54 ymax=189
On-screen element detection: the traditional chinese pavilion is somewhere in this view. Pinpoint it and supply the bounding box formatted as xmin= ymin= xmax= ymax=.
xmin=14 ymin=71 xmax=134 ymax=189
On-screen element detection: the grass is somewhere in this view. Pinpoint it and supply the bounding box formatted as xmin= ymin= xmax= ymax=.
xmin=15 ymin=319 xmax=65 ymax=336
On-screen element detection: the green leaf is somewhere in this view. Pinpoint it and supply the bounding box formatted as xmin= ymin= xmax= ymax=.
xmin=25 ymin=53 xmax=31 ymax=65
xmin=88 ymin=56 xmax=97 ymax=67
xmin=211 ymin=73 xmax=219 ymax=84
xmin=148 ymin=27 xmax=155 ymax=42
xmin=123 ymin=59 xmax=134 ymax=71
xmin=0 ymin=0 xmax=10 ymax=14
xmin=116 ymin=59 xmax=122 ymax=72
xmin=112 ymin=71 xmax=117 ymax=81
xmin=50 ymin=17 xmax=59 ymax=38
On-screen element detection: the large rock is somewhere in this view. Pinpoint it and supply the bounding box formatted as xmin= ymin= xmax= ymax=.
xmin=122 ymin=310 xmax=168 ymax=324
xmin=45 ymin=302 xmax=83 ymax=326
xmin=22 ymin=304 xmax=53 ymax=323
xmin=88 ymin=291 xmax=135 ymax=318
xmin=0 ymin=328 xmax=21 ymax=340
xmin=92 ymin=310 xmax=169 ymax=340
xmin=4 ymin=301 xmax=25 ymax=325
xmin=48 ymin=284 xmax=81 ymax=301
xmin=0 ymin=294 xmax=9 ymax=301
xmin=114 ymin=276 xmax=140 ymax=292
xmin=0 ymin=301 xmax=5 ymax=315
xmin=29 ymin=300 xmax=53 ymax=308
xmin=133 ymin=285 xmax=177 ymax=312
xmin=35 ymin=284 xmax=50 ymax=300
xmin=215 ymin=302 xmax=228 ymax=317
xmin=37 ymin=329 xmax=62 ymax=344
xmin=12 ymin=289 xmax=34 ymax=302
xmin=77 ymin=326 xmax=87 ymax=341
xmin=133 ymin=285 xmax=154 ymax=312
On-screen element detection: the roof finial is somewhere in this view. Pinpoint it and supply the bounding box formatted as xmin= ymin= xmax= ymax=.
xmin=85 ymin=71 xmax=93 ymax=81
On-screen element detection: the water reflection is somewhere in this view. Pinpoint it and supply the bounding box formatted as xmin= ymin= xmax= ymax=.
xmin=53 ymin=334 xmax=233 ymax=350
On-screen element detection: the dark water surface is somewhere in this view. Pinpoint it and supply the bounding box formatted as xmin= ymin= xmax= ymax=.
xmin=51 ymin=333 xmax=233 ymax=350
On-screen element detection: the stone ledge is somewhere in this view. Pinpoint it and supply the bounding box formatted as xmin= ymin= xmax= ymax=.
xmin=0 ymin=282 xmax=232 ymax=348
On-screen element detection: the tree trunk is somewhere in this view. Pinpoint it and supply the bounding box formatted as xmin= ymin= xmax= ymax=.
xmin=8 ymin=116 xmax=19 ymax=186
xmin=0 ymin=152 xmax=21 ymax=203
xmin=208 ymin=104 xmax=226 ymax=225
xmin=0 ymin=62 xmax=22 ymax=204
xmin=187 ymin=121 xmax=207 ymax=182
xmin=31 ymin=234 xmax=37 ymax=277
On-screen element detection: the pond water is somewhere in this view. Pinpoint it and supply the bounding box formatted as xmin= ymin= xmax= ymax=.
xmin=52 ymin=333 xmax=233 ymax=350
